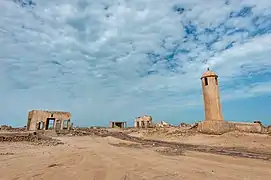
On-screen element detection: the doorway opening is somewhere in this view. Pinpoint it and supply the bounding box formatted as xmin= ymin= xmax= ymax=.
xmin=114 ymin=122 xmax=123 ymax=128
xmin=37 ymin=121 xmax=44 ymax=130
xmin=46 ymin=118 xmax=55 ymax=130
xmin=63 ymin=120 xmax=69 ymax=129
xmin=55 ymin=120 xmax=61 ymax=131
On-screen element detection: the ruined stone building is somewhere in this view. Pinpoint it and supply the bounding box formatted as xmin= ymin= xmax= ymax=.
xmin=109 ymin=121 xmax=127 ymax=128
xmin=134 ymin=115 xmax=152 ymax=128
xmin=27 ymin=110 xmax=72 ymax=131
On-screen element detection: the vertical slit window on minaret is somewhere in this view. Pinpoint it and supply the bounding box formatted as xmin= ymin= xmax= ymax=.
xmin=204 ymin=77 xmax=208 ymax=86
xmin=215 ymin=77 xmax=218 ymax=85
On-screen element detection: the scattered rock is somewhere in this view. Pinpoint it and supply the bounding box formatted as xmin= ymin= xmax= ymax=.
xmin=155 ymin=148 xmax=184 ymax=156
xmin=0 ymin=125 xmax=26 ymax=132
xmin=48 ymin=163 xmax=61 ymax=168
xmin=155 ymin=121 xmax=171 ymax=127
xmin=0 ymin=152 xmax=14 ymax=155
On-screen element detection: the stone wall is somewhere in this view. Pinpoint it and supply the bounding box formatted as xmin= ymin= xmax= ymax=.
xmin=197 ymin=120 xmax=268 ymax=135
xmin=197 ymin=120 xmax=231 ymax=135
xmin=135 ymin=115 xmax=152 ymax=122
xmin=229 ymin=121 xmax=264 ymax=133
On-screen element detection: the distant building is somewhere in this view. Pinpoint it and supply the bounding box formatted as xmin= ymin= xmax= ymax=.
xmin=134 ymin=115 xmax=152 ymax=128
xmin=27 ymin=110 xmax=72 ymax=131
xmin=109 ymin=121 xmax=127 ymax=128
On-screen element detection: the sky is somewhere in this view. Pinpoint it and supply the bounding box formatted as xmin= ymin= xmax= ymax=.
xmin=1 ymin=0 xmax=271 ymax=127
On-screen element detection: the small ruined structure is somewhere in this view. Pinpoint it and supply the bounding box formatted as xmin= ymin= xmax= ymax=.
xmin=27 ymin=110 xmax=72 ymax=131
xmin=109 ymin=121 xmax=127 ymax=128
xmin=134 ymin=115 xmax=152 ymax=128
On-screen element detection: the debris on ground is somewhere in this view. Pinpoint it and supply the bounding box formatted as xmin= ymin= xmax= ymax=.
xmin=0 ymin=125 xmax=26 ymax=132
xmin=0 ymin=132 xmax=63 ymax=146
xmin=155 ymin=121 xmax=171 ymax=127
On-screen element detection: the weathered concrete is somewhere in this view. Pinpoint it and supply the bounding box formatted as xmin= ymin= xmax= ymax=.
xmin=27 ymin=110 xmax=72 ymax=131
xmin=229 ymin=121 xmax=264 ymax=133
xmin=197 ymin=120 xmax=267 ymax=135
xmin=201 ymin=68 xmax=224 ymax=121
xmin=197 ymin=120 xmax=231 ymax=135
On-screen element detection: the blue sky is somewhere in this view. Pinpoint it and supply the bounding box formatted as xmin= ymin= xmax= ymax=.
xmin=1 ymin=0 xmax=271 ymax=127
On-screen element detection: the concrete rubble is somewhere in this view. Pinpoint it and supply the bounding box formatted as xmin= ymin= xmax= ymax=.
xmin=155 ymin=121 xmax=171 ymax=127
xmin=0 ymin=132 xmax=63 ymax=146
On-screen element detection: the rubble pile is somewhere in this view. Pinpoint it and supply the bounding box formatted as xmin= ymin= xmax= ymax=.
xmin=0 ymin=125 xmax=12 ymax=131
xmin=142 ymin=127 xmax=196 ymax=138
xmin=166 ymin=129 xmax=196 ymax=137
xmin=69 ymin=128 xmax=109 ymax=137
xmin=0 ymin=132 xmax=63 ymax=146
xmin=0 ymin=125 xmax=26 ymax=132
xmin=143 ymin=128 xmax=169 ymax=136
xmin=179 ymin=122 xmax=189 ymax=127
xmin=155 ymin=121 xmax=171 ymax=127
xmin=155 ymin=147 xmax=184 ymax=156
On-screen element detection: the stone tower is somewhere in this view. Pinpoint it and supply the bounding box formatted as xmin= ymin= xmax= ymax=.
xmin=201 ymin=68 xmax=224 ymax=121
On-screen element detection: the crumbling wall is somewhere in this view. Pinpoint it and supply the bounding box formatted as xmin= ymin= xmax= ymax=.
xmin=229 ymin=122 xmax=264 ymax=133
xmin=135 ymin=115 xmax=152 ymax=122
xmin=27 ymin=110 xmax=71 ymax=131
xmin=197 ymin=120 xmax=267 ymax=135
xmin=50 ymin=111 xmax=71 ymax=121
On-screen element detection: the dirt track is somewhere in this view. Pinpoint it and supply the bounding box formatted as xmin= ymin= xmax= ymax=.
xmin=1 ymin=136 xmax=271 ymax=180
xmin=1 ymin=129 xmax=271 ymax=180
xmin=107 ymin=132 xmax=271 ymax=160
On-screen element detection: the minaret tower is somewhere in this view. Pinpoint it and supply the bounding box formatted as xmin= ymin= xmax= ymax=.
xmin=201 ymin=68 xmax=224 ymax=121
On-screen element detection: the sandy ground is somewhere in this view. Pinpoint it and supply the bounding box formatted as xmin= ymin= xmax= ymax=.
xmin=129 ymin=128 xmax=271 ymax=153
xmin=1 ymin=135 xmax=271 ymax=180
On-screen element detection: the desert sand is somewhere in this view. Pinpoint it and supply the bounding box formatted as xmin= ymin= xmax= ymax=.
xmin=1 ymin=129 xmax=271 ymax=180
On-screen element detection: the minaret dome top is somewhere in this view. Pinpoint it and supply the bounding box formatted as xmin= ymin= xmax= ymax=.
xmin=201 ymin=68 xmax=218 ymax=79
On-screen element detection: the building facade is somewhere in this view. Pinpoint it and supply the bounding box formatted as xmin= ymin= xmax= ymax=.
xmin=27 ymin=110 xmax=72 ymax=131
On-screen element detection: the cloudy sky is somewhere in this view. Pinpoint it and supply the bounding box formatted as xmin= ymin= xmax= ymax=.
xmin=1 ymin=0 xmax=271 ymax=127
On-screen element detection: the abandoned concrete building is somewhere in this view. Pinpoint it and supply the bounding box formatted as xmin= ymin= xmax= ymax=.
xmin=27 ymin=110 xmax=72 ymax=131
xmin=109 ymin=121 xmax=127 ymax=128
xmin=134 ymin=115 xmax=152 ymax=128
xmin=197 ymin=68 xmax=269 ymax=134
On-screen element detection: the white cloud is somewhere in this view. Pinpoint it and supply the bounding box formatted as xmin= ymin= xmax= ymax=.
xmin=1 ymin=0 xmax=271 ymax=126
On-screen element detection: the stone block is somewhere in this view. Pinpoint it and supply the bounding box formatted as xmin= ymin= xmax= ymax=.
xmin=197 ymin=120 xmax=231 ymax=135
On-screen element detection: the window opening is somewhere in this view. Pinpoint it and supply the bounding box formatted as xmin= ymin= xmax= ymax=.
xmin=204 ymin=77 xmax=208 ymax=86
